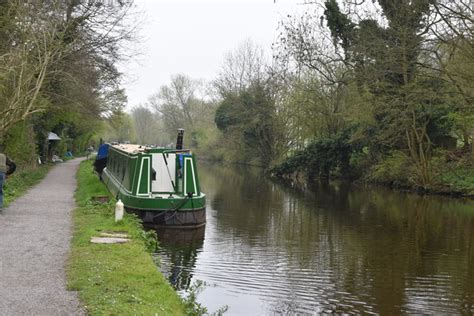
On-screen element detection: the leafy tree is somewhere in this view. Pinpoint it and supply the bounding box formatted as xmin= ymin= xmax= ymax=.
xmin=271 ymin=131 xmax=354 ymax=180
xmin=274 ymin=0 xmax=474 ymax=188
xmin=3 ymin=121 xmax=38 ymax=166
xmin=211 ymin=39 xmax=293 ymax=166
xmin=215 ymin=83 xmax=283 ymax=165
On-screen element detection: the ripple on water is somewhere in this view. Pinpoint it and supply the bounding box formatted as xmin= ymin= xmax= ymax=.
xmin=157 ymin=233 xmax=382 ymax=314
xmin=402 ymin=273 xmax=473 ymax=314
xmin=154 ymin=163 xmax=474 ymax=315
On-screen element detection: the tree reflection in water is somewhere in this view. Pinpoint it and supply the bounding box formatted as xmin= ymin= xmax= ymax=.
xmin=153 ymin=162 xmax=474 ymax=314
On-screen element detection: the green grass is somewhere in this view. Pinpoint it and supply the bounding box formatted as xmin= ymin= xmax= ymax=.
xmin=437 ymin=165 xmax=474 ymax=196
xmin=3 ymin=164 xmax=51 ymax=207
xmin=68 ymin=160 xmax=185 ymax=315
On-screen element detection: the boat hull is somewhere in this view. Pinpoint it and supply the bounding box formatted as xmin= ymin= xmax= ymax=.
xmin=128 ymin=206 xmax=206 ymax=227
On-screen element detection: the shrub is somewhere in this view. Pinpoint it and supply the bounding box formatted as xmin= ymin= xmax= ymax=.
xmin=271 ymin=132 xmax=353 ymax=180
xmin=367 ymin=150 xmax=413 ymax=187
xmin=3 ymin=121 xmax=38 ymax=167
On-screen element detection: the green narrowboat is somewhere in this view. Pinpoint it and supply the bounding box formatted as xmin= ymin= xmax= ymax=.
xmin=101 ymin=143 xmax=206 ymax=227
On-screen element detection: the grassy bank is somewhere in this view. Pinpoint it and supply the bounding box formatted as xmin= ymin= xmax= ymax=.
xmin=3 ymin=164 xmax=51 ymax=207
xmin=436 ymin=165 xmax=474 ymax=196
xmin=68 ymin=160 xmax=185 ymax=315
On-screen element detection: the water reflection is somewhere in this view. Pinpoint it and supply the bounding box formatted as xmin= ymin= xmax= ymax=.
xmin=154 ymin=162 xmax=474 ymax=314
xmin=153 ymin=227 xmax=205 ymax=291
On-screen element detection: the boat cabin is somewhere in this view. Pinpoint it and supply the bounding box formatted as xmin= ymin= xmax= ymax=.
xmin=105 ymin=144 xmax=201 ymax=199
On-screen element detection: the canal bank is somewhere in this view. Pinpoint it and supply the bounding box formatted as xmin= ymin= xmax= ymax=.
xmin=68 ymin=160 xmax=185 ymax=315
xmin=270 ymin=150 xmax=474 ymax=199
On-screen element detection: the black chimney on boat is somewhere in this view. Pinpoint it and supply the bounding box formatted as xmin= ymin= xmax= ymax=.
xmin=176 ymin=128 xmax=184 ymax=150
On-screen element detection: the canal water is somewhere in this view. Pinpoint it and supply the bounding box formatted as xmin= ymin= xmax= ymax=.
xmin=153 ymin=163 xmax=474 ymax=315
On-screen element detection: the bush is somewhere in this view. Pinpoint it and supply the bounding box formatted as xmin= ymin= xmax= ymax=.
xmin=349 ymin=150 xmax=372 ymax=179
xmin=4 ymin=121 xmax=38 ymax=167
xmin=271 ymin=132 xmax=354 ymax=180
xmin=366 ymin=150 xmax=413 ymax=187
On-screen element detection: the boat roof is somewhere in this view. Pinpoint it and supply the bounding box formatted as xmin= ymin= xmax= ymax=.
xmin=110 ymin=144 xmax=191 ymax=155
xmin=112 ymin=144 xmax=150 ymax=153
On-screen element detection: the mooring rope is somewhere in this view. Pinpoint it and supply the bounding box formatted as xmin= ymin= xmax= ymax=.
xmin=149 ymin=192 xmax=197 ymax=224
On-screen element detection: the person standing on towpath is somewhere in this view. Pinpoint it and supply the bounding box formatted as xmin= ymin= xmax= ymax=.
xmin=0 ymin=158 xmax=84 ymax=314
xmin=0 ymin=151 xmax=15 ymax=212
xmin=0 ymin=152 xmax=6 ymax=212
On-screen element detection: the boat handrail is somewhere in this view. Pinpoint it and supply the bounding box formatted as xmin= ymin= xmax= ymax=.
xmin=161 ymin=149 xmax=191 ymax=155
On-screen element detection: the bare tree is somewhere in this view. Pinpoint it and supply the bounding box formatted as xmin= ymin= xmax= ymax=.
xmin=427 ymin=0 xmax=473 ymax=107
xmin=131 ymin=105 xmax=159 ymax=145
xmin=0 ymin=0 xmax=138 ymax=139
xmin=273 ymin=8 xmax=355 ymax=150
xmin=148 ymin=74 xmax=205 ymax=137
xmin=214 ymin=39 xmax=267 ymax=96
xmin=0 ymin=0 xmax=65 ymax=138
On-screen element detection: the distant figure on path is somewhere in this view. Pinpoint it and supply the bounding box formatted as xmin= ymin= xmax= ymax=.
xmin=0 ymin=150 xmax=16 ymax=212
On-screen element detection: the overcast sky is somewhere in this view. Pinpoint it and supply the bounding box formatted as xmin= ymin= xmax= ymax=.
xmin=118 ymin=0 xmax=305 ymax=109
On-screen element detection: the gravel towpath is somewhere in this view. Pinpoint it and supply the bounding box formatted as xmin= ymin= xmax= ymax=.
xmin=0 ymin=158 xmax=85 ymax=315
